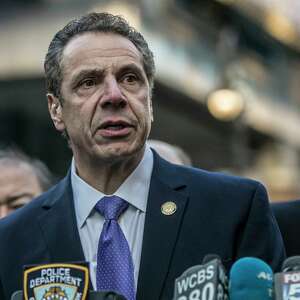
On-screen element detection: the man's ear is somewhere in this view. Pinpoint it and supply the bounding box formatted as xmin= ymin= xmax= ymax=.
xmin=47 ymin=94 xmax=65 ymax=132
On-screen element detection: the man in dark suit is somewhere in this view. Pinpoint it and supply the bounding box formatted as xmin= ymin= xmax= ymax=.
xmin=0 ymin=12 xmax=284 ymax=300
xmin=272 ymin=200 xmax=300 ymax=257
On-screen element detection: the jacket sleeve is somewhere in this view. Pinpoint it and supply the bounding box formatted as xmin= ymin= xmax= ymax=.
xmin=237 ymin=182 xmax=286 ymax=272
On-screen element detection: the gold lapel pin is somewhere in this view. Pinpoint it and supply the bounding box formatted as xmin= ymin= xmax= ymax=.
xmin=161 ymin=201 xmax=177 ymax=216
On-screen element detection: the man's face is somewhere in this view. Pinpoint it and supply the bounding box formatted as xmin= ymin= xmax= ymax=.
xmin=0 ymin=162 xmax=43 ymax=218
xmin=48 ymin=32 xmax=153 ymax=166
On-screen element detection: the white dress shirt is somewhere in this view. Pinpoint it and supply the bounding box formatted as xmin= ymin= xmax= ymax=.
xmin=71 ymin=146 xmax=154 ymax=290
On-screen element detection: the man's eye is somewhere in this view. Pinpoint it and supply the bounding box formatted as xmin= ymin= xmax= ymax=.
xmin=10 ymin=203 xmax=24 ymax=210
xmin=123 ymin=74 xmax=138 ymax=84
xmin=80 ymin=78 xmax=97 ymax=88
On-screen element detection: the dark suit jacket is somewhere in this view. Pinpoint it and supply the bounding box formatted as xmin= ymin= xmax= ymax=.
xmin=272 ymin=200 xmax=300 ymax=257
xmin=0 ymin=152 xmax=285 ymax=300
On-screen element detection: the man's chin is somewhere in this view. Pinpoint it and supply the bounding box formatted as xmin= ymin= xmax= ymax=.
xmin=95 ymin=143 xmax=143 ymax=162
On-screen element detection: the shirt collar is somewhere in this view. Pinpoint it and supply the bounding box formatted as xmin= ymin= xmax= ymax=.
xmin=71 ymin=145 xmax=153 ymax=228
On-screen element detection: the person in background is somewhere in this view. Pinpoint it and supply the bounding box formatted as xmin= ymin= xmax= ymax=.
xmin=147 ymin=139 xmax=192 ymax=166
xmin=0 ymin=12 xmax=285 ymax=300
xmin=0 ymin=146 xmax=53 ymax=218
xmin=272 ymin=200 xmax=300 ymax=257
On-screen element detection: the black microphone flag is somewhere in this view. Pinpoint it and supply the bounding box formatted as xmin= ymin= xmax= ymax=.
xmin=173 ymin=257 xmax=228 ymax=300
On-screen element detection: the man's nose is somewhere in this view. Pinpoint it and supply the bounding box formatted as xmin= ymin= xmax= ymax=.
xmin=100 ymin=77 xmax=127 ymax=108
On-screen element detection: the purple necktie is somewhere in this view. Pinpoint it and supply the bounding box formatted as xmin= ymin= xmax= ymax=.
xmin=95 ymin=196 xmax=135 ymax=300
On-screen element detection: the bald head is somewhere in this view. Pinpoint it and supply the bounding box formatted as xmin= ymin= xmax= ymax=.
xmin=0 ymin=147 xmax=53 ymax=218
xmin=147 ymin=140 xmax=192 ymax=166
xmin=0 ymin=160 xmax=43 ymax=217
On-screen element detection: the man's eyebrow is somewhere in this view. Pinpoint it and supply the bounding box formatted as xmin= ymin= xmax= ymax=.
xmin=70 ymin=64 xmax=145 ymax=87
xmin=70 ymin=68 xmax=104 ymax=87
xmin=118 ymin=63 xmax=144 ymax=75
xmin=1 ymin=193 xmax=34 ymax=205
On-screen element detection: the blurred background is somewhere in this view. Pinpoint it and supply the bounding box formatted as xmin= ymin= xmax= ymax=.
xmin=1 ymin=0 xmax=300 ymax=201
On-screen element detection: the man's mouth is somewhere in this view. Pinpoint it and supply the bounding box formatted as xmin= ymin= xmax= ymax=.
xmin=97 ymin=120 xmax=134 ymax=138
xmin=104 ymin=124 xmax=127 ymax=130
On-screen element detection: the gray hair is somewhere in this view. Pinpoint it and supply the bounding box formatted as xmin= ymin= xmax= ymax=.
xmin=44 ymin=12 xmax=155 ymax=100
xmin=0 ymin=146 xmax=54 ymax=191
xmin=147 ymin=140 xmax=192 ymax=166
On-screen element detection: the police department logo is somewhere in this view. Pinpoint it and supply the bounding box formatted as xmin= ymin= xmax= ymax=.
xmin=40 ymin=286 xmax=68 ymax=300
xmin=23 ymin=263 xmax=89 ymax=300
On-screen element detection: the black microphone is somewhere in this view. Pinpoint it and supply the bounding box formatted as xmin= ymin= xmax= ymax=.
xmin=11 ymin=290 xmax=126 ymax=300
xmin=202 ymin=254 xmax=221 ymax=265
xmin=274 ymin=256 xmax=300 ymax=300
xmin=89 ymin=291 xmax=127 ymax=300
xmin=281 ymin=256 xmax=300 ymax=272
xmin=10 ymin=291 xmax=22 ymax=300
xmin=173 ymin=254 xmax=228 ymax=300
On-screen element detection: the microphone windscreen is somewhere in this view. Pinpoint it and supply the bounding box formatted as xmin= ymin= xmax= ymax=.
xmin=10 ymin=291 xmax=22 ymax=300
xmin=229 ymin=257 xmax=273 ymax=300
xmin=89 ymin=291 xmax=127 ymax=299
xmin=282 ymin=256 xmax=300 ymax=272
xmin=202 ymin=254 xmax=221 ymax=264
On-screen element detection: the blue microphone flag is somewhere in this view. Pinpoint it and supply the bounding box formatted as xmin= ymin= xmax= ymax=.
xmin=229 ymin=257 xmax=273 ymax=300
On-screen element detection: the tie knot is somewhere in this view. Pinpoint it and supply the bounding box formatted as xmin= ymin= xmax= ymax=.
xmin=95 ymin=196 xmax=128 ymax=220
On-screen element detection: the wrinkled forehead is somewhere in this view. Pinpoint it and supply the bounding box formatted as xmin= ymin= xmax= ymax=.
xmin=61 ymin=32 xmax=143 ymax=68
xmin=0 ymin=162 xmax=42 ymax=205
xmin=0 ymin=160 xmax=35 ymax=177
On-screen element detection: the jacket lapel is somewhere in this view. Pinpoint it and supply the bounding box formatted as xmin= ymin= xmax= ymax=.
xmin=37 ymin=155 xmax=189 ymax=298
xmin=137 ymin=153 xmax=189 ymax=300
xmin=37 ymin=174 xmax=85 ymax=263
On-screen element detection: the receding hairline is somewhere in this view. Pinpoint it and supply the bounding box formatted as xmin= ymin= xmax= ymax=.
xmin=0 ymin=158 xmax=36 ymax=173
xmin=59 ymin=31 xmax=145 ymax=79
xmin=44 ymin=12 xmax=155 ymax=98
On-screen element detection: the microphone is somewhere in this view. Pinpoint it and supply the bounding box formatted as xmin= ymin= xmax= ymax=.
xmin=281 ymin=256 xmax=300 ymax=272
xmin=89 ymin=291 xmax=127 ymax=300
xmin=202 ymin=254 xmax=221 ymax=265
xmin=10 ymin=291 xmax=22 ymax=300
xmin=274 ymin=256 xmax=300 ymax=300
xmin=229 ymin=257 xmax=273 ymax=300
xmin=11 ymin=290 xmax=126 ymax=300
xmin=173 ymin=254 xmax=228 ymax=300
